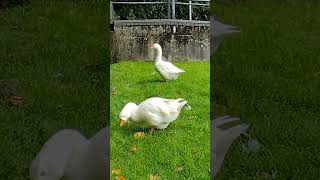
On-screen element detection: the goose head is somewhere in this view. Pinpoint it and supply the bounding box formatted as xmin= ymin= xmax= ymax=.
xmin=149 ymin=43 xmax=161 ymax=49
xmin=30 ymin=165 xmax=63 ymax=180
xmin=149 ymin=43 xmax=162 ymax=60
xmin=119 ymin=102 xmax=137 ymax=126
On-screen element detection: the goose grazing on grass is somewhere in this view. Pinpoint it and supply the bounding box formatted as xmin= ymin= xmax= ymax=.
xmin=119 ymin=97 xmax=188 ymax=132
xmin=149 ymin=43 xmax=185 ymax=81
xmin=30 ymin=127 xmax=109 ymax=180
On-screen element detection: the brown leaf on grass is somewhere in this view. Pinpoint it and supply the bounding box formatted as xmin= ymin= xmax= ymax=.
xmin=149 ymin=172 xmax=160 ymax=180
xmin=130 ymin=145 xmax=137 ymax=153
xmin=111 ymin=88 xmax=117 ymax=96
xmin=111 ymin=86 xmax=117 ymax=96
xmin=111 ymin=168 xmax=122 ymax=176
xmin=255 ymin=171 xmax=272 ymax=180
xmin=175 ymin=166 xmax=184 ymax=172
xmin=115 ymin=175 xmax=125 ymax=180
xmin=0 ymin=79 xmax=24 ymax=106
xmin=134 ymin=131 xmax=145 ymax=139
xmin=0 ymin=79 xmax=18 ymax=98
xmin=8 ymin=96 xmax=24 ymax=106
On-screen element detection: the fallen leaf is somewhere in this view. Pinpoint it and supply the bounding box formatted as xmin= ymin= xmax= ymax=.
xmin=175 ymin=166 xmax=184 ymax=172
xmin=112 ymin=168 xmax=122 ymax=175
xmin=0 ymin=79 xmax=18 ymax=99
xmin=134 ymin=131 xmax=145 ymax=139
xmin=8 ymin=96 xmax=24 ymax=106
xmin=255 ymin=171 xmax=272 ymax=180
xmin=115 ymin=175 xmax=125 ymax=180
xmin=111 ymin=87 xmax=117 ymax=96
xmin=149 ymin=172 xmax=160 ymax=180
xmin=130 ymin=145 xmax=137 ymax=153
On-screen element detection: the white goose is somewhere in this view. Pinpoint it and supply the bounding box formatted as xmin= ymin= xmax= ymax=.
xmin=119 ymin=97 xmax=188 ymax=132
xmin=149 ymin=43 xmax=185 ymax=81
xmin=30 ymin=129 xmax=88 ymax=180
xmin=30 ymin=127 xmax=109 ymax=180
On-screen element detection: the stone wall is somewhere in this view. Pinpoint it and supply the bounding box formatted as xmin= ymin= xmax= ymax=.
xmin=111 ymin=25 xmax=210 ymax=63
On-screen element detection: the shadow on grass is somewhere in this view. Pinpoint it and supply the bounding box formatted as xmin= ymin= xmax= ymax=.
xmin=137 ymin=78 xmax=165 ymax=84
xmin=115 ymin=126 xmax=151 ymax=138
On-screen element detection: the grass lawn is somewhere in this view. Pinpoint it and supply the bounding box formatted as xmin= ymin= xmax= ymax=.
xmin=213 ymin=1 xmax=320 ymax=179
xmin=0 ymin=1 xmax=108 ymax=179
xmin=110 ymin=61 xmax=210 ymax=179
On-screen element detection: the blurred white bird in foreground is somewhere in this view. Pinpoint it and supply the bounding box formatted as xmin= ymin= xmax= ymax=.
xmin=211 ymin=115 xmax=249 ymax=178
xmin=30 ymin=127 xmax=109 ymax=180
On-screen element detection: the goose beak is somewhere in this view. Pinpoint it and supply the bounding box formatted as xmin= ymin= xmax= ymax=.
xmin=149 ymin=44 xmax=154 ymax=48
xmin=119 ymin=119 xmax=125 ymax=127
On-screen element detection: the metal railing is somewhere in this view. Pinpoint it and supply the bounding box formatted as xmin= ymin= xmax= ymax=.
xmin=110 ymin=0 xmax=210 ymax=23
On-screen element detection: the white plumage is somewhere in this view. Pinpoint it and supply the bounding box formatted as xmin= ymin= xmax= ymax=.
xmin=29 ymin=129 xmax=87 ymax=180
xmin=119 ymin=97 xmax=188 ymax=130
xmin=149 ymin=43 xmax=185 ymax=81
xmin=30 ymin=127 xmax=108 ymax=180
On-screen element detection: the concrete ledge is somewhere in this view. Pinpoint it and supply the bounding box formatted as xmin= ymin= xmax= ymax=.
xmin=113 ymin=19 xmax=210 ymax=27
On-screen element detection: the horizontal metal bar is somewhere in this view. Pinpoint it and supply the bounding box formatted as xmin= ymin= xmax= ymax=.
xmin=175 ymin=2 xmax=209 ymax=6
xmin=179 ymin=0 xmax=209 ymax=1
xmin=112 ymin=2 xmax=166 ymax=5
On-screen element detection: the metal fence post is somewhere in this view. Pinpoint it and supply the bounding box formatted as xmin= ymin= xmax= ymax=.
xmin=167 ymin=0 xmax=171 ymax=19
xmin=172 ymin=0 xmax=175 ymax=19
xmin=110 ymin=1 xmax=114 ymax=22
xmin=189 ymin=0 xmax=192 ymax=20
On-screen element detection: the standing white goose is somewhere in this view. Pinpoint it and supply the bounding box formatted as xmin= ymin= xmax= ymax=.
xmin=119 ymin=97 xmax=188 ymax=132
xmin=149 ymin=43 xmax=185 ymax=81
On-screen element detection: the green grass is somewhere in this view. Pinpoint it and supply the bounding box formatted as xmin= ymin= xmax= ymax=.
xmin=0 ymin=1 xmax=108 ymax=179
xmin=110 ymin=61 xmax=210 ymax=179
xmin=213 ymin=1 xmax=320 ymax=179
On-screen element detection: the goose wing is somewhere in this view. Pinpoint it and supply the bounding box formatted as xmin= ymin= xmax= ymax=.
xmin=159 ymin=60 xmax=185 ymax=74
xmin=139 ymin=98 xmax=178 ymax=123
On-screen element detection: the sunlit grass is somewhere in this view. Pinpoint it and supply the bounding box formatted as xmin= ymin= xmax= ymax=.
xmin=110 ymin=61 xmax=210 ymax=179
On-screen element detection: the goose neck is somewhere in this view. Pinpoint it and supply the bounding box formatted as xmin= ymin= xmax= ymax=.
xmin=155 ymin=47 xmax=162 ymax=61
xmin=129 ymin=105 xmax=139 ymax=121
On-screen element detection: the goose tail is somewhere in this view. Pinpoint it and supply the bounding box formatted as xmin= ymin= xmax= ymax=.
xmin=177 ymin=68 xmax=185 ymax=73
xmin=176 ymin=98 xmax=188 ymax=110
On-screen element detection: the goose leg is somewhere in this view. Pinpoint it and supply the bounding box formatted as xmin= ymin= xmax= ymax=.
xmin=149 ymin=127 xmax=155 ymax=133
